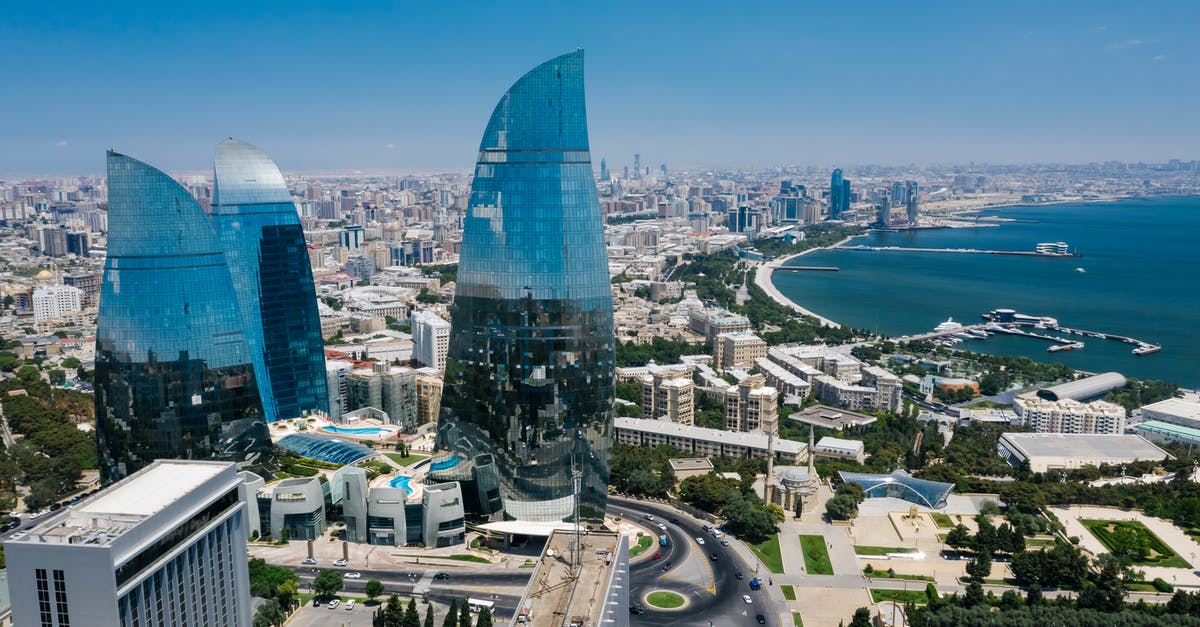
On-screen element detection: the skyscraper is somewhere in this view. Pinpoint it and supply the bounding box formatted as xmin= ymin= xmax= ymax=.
xmin=210 ymin=138 xmax=329 ymax=423
xmin=96 ymin=151 xmax=268 ymax=482
xmin=599 ymin=157 xmax=609 ymax=182
xmin=830 ymin=168 xmax=849 ymax=219
xmin=906 ymin=180 xmax=920 ymax=225
xmin=436 ymin=50 xmax=615 ymax=523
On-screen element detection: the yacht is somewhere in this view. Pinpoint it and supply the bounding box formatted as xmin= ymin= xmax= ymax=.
xmin=933 ymin=317 xmax=963 ymax=333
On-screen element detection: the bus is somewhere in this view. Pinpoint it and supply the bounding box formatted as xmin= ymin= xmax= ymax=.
xmin=467 ymin=598 xmax=496 ymax=614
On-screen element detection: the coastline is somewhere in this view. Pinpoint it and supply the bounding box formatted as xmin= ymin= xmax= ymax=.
xmin=753 ymin=234 xmax=863 ymax=328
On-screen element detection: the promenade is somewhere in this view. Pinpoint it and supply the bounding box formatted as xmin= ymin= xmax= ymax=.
xmin=753 ymin=235 xmax=858 ymax=328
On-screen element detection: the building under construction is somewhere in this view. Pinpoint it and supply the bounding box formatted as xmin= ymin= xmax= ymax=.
xmin=511 ymin=530 xmax=629 ymax=627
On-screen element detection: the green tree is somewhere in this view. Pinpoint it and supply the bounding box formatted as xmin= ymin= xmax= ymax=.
xmin=825 ymin=494 xmax=858 ymax=521
xmin=47 ymin=369 xmax=65 ymax=385
xmin=442 ymin=599 xmax=458 ymax=627
xmin=848 ymin=607 xmax=872 ymax=627
xmin=965 ymin=554 xmax=991 ymax=583
xmin=16 ymin=365 xmax=39 ymax=382
xmin=312 ymin=569 xmax=343 ymax=600
xmin=424 ymin=603 xmax=434 ymax=627
xmin=404 ymin=598 xmax=421 ymax=627
xmin=61 ymin=356 xmax=81 ymax=370
xmin=963 ymin=581 xmax=985 ymax=608
xmin=476 ymin=606 xmax=493 ymax=627
xmin=253 ymin=599 xmax=286 ymax=627
xmin=945 ymin=524 xmax=971 ymax=551
xmin=365 ymin=579 xmax=384 ymax=603
xmin=276 ymin=580 xmax=298 ymax=610
xmin=458 ymin=599 xmax=472 ymax=627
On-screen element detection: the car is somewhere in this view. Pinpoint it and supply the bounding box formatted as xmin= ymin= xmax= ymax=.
xmin=709 ymin=552 xmax=719 ymax=561
xmin=346 ymin=600 xmax=356 ymax=610
xmin=657 ymin=523 xmax=667 ymax=531
xmin=702 ymin=524 xmax=712 ymax=532
xmin=695 ymin=537 xmax=705 ymax=545
xmin=312 ymin=599 xmax=321 ymax=607
xmin=735 ymin=571 xmax=744 ymax=580
xmin=742 ymin=595 xmax=753 ymax=604
xmin=756 ymin=613 xmax=766 ymax=624
xmin=644 ymin=514 xmax=654 ymax=521
xmin=661 ymin=561 xmax=672 ymax=571
xmin=49 ymin=503 xmax=61 ymax=511
xmin=668 ymin=517 xmax=680 ymax=524
xmin=433 ymin=572 xmax=450 ymax=580
xmin=333 ymin=558 xmax=349 ymax=567
xmin=328 ymin=600 xmax=340 ymax=609
xmin=629 ymin=605 xmax=646 ymax=615
xmin=301 ymin=557 xmax=317 ymax=565
xmin=652 ymin=552 xmax=662 ymax=560
xmin=720 ymin=539 xmax=729 ymax=546
xmin=344 ymin=572 xmax=361 ymax=579
xmin=711 ymin=529 xmax=724 ymax=538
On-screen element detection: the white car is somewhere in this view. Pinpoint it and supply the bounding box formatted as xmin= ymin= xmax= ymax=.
xmin=695 ymin=537 xmax=705 ymax=545
xmin=657 ymin=523 xmax=667 ymax=531
xmin=344 ymin=572 xmax=361 ymax=579
xmin=334 ymin=558 xmax=349 ymax=567
xmin=328 ymin=600 xmax=341 ymax=609
xmin=742 ymin=595 xmax=753 ymax=604
xmin=301 ymin=557 xmax=317 ymax=565
xmin=345 ymin=600 xmax=356 ymax=610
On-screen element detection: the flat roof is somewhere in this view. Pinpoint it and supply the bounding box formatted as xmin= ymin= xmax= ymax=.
xmin=788 ymin=404 xmax=878 ymax=429
xmin=1142 ymin=397 xmax=1200 ymax=421
xmin=79 ymin=461 xmax=225 ymax=518
xmin=668 ymin=458 xmax=714 ymax=471
xmin=517 ymin=530 xmax=622 ymax=627
xmin=817 ymin=436 xmax=864 ymax=451
xmin=999 ymin=432 xmax=1169 ymax=461
xmin=615 ymin=417 xmax=806 ymax=455
xmin=1137 ymin=420 xmax=1200 ymax=441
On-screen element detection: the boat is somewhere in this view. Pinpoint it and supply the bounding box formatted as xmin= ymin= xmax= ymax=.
xmin=955 ymin=332 xmax=974 ymax=340
xmin=1075 ymin=267 xmax=1086 ymax=273
xmin=1133 ymin=345 xmax=1162 ymax=356
xmin=1047 ymin=342 xmax=1084 ymax=353
xmin=934 ymin=317 xmax=963 ymax=333
xmin=968 ymin=329 xmax=989 ymax=338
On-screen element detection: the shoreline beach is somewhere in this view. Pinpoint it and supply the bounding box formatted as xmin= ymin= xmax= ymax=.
xmin=752 ymin=234 xmax=865 ymax=328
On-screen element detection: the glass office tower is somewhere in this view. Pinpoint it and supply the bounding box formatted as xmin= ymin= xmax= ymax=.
xmin=210 ymin=138 xmax=329 ymax=423
xmin=95 ymin=151 xmax=268 ymax=481
xmin=436 ymin=50 xmax=615 ymax=523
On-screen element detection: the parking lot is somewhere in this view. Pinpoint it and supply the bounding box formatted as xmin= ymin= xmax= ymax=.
xmin=287 ymin=601 xmax=376 ymax=627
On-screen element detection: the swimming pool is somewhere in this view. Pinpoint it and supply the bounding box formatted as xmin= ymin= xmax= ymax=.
xmin=323 ymin=425 xmax=387 ymax=436
xmin=429 ymin=454 xmax=465 ymax=472
xmin=388 ymin=475 xmax=412 ymax=495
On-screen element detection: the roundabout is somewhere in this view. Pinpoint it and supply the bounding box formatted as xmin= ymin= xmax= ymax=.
xmin=644 ymin=590 xmax=687 ymax=610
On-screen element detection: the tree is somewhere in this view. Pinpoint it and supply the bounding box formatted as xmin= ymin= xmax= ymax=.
xmin=276 ymin=580 xmax=299 ymax=610
xmin=442 ymin=599 xmax=458 ymax=627
xmin=404 ymin=598 xmax=421 ymax=627
xmin=61 ymin=356 xmax=81 ymax=370
xmin=247 ymin=558 xmax=300 ymax=600
xmin=963 ymin=581 xmax=985 ymax=608
xmin=476 ymin=606 xmax=493 ymax=627
xmin=48 ymin=369 xmax=65 ymax=385
xmin=965 ymin=554 xmax=991 ymax=583
xmin=458 ymin=599 xmax=472 ymax=627
xmin=848 ymin=607 xmax=872 ymax=627
xmin=1026 ymin=583 xmax=1044 ymax=606
xmin=945 ymin=524 xmax=971 ymax=551
xmin=16 ymin=365 xmax=39 ymax=382
xmin=424 ymin=603 xmax=435 ymax=627
xmin=253 ymin=599 xmax=286 ymax=627
xmin=313 ymin=569 xmax=343 ymax=599
xmin=365 ymin=579 xmax=384 ymax=603
xmin=825 ymin=494 xmax=858 ymax=521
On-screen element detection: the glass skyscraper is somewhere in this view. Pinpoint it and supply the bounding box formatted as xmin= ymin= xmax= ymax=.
xmin=210 ymin=138 xmax=329 ymax=423
xmin=96 ymin=151 xmax=268 ymax=481
xmin=435 ymin=50 xmax=615 ymax=523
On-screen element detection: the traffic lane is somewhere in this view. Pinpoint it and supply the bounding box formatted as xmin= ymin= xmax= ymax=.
xmin=286 ymin=565 xmax=531 ymax=587
xmin=608 ymin=503 xmax=690 ymax=575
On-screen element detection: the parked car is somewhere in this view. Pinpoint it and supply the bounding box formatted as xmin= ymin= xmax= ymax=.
xmin=346 ymin=600 xmax=356 ymax=610
xmin=302 ymin=557 xmax=317 ymax=565
xmin=328 ymin=599 xmax=340 ymax=609
xmin=312 ymin=599 xmax=321 ymax=607
xmin=333 ymin=558 xmax=349 ymax=567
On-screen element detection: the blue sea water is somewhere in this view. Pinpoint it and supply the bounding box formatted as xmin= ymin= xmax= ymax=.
xmin=771 ymin=196 xmax=1200 ymax=386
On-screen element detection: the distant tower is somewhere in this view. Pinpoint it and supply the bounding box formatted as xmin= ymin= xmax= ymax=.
xmin=660 ymin=163 xmax=667 ymax=178
xmin=891 ymin=181 xmax=904 ymax=206
xmin=599 ymin=158 xmax=609 ymax=182
xmin=906 ymin=180 xmax=920 ymax=225
xmin=829 ymin=168 xmax=845 ymax=220
xmin=878 ymin=189 xmax=891 ymax=227
xmin=633 ymin=152 xmax=641 ymax=179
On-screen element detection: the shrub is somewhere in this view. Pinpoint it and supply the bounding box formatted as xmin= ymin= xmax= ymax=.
xmin=1153 ymin=577 xmax=1174 ymax=593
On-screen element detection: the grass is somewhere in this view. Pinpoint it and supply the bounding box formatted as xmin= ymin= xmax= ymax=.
xmin=931 ymin=513 xmax=955 ymax=528
xmin=781 ymin=584 xmax=796 ymax=600
xmin=1080 ymin=519 xmax=1190 ymax=568
xmin=646 ymin=591 xmax=685 ymax=609
xmin=965 ymin=400 xmax=1011 ymax=409
xmin=792 ymin=612 xmax=804 ymax=626
xmin=383 ymin=452 xmax=429 ymax=466
xmin=629 ymin=534 xmax=654 ymax=557
xmin=865 ymin=569 xmax=934 ymax=582
xmin=799 ymin=535 xmax=834 ymax=575
xmin=448 ymin=554 xmax=490 ymax=564
xmin=1025 ymin=537 xmax=1057 ymax=547
xmin=870 ymin=589 xmax=930 ymax=604
xmin=854 ymin=545 xmax=918 ymax=556
xmin=749 ymin=534 xmax=785 ymax=574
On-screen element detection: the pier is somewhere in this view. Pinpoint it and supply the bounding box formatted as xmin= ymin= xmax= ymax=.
xmin=837 ymin=244 xmax=1082 ymax=258
xmin=774 ymin=266 xmax=840 ymax=272
xmin=897 ymin=313 xmax=1161 ymax=357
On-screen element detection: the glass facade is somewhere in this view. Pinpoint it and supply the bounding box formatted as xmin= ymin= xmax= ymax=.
xmin=276 ymin=433 xmax=374 ymax=465
xmin=96 ymin=151 xmax=268 ymax=481
xmin=436 ymin=50 xmax=615 ymax=523
xmin=210 ymin=138 xmax=329 ymax=422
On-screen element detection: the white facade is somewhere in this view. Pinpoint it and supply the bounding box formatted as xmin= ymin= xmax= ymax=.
xmin=1013 ymin=393 xmax=1126 ymax=434
xmin=615 ymin=416 xmax=806 ymax=462
xmin=411 ymin=310 xmax=451 ymax=370
xmin=31 ymin=285 xmax=82 ymax=321
xmin=4 ymin=460 xmax=252 ymax=627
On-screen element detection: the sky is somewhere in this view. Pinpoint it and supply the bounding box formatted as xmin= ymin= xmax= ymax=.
xmin=1 ymin=0 xmax=1197 ymax=174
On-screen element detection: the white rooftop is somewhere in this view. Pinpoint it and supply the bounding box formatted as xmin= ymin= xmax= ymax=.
xmin=79 ymin=462 xmax=225 ymax=518
xmin=1143 ymin=397 xmax=1200 ymax=421
xmin=816 ymin=436 xmax=864 ymax=451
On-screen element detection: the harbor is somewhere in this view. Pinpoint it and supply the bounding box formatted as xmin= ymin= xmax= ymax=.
xmin=836 ymin=244 xmax=1082 ymax=258
xmin=897 ymin=309 xmax=1162 ymax=357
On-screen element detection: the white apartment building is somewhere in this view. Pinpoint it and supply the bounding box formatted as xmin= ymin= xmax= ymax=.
xmin=713 ymin=331 xmax=767 ymax=370
xmin=725 ymin=375 xmax=779 ymax=434
xmin=4 ymin=460 xmax=252 ymax=627
xmin=614 ymin=417 xmax=805 ymax=463
xmin=411 ymin=309 xmax=451 ymax=370
xmin=1013 ymin=393 xmax=1126 ymax=434
xmin=31 ymin=285 xmax=82 ymax=321
xmin=640 ymin=368 xmax=694 ymax=425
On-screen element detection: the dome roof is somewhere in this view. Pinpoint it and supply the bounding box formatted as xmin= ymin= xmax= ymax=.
xmin=781 ymin=468 xmax=811 ymax=485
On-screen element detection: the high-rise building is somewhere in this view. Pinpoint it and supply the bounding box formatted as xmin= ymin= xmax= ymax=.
xmin=599 ymin=157 xmax=609 ymax=182
xmin=633 ymin=152 xmax=641 ymax=179
xmin=891 ymin=181 xmax=904 ymax=206
xmin=905 ymin=180 xmax=920 ymax=224
xmin=436 ymin=50 xmax=615 ymax=523
xmin=640 ymin=368 xmax=694 ymax=425
xmin=95 ymin=151 xmax=268 ymax=481
xmin=4 ymin=460 xmax=253 ymax=626
xmin=724 ymin=375 xmax=779 ymax=434
xmin=412 ymin=309 xmax=451 ymax=370
xmin=829 ymin=168 xmax=850 ymax=220
xmin=31 ymin=284 xmax=82 ymax=321
xmin=210 ymin=138 xmax=329 ymax=423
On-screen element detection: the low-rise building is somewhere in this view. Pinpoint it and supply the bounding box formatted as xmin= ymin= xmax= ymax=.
xmin=1140 ymin=396 xmax=1200 ymax=430
xmin=755 ymin=356 xmax=812 ymax=400
xmin=1134 ymin=420 xmax=1200 ymax=449
xmin=615 ymin=417 xmax=806 ymax=463
xmin=997 ymin=432 xmax=1169 ymax=472
xmin=814 ymin=436 xmax=866 ymax=464
xmin=786 ymin=405 xmax=878 ymax=430
xmin=667 ymin=458 xmax=714 ymax=485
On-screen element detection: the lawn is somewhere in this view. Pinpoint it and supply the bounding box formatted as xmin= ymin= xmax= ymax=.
xmin=383 ymin=452 xmax=429 ymax=466
xmin=792 ymin=612 xmax=804 ymax=626
xmin=865 ymin=569 xmax=934 ymax=582
xmin=749 ymin=534 xmax=785 ymax=574
xmin=646 ymin=591 xmax=685 ymax=609
xmin=931 ymin=513 xmax=955 ymax=528
xmin=1025 ymin=537 xmax=1057 ymax=547
xmin=629 ymin=534 xmax=653 ymax=557
xmin=1080 ymin=519 xmax=1190 ymax=568
xmin=781 ymin=584 xmax=796 ymax=600
xmin=870 ymin=589 xmax=930 ymax=604
xmin=854 ymin=545 xmax=918 ymax=556
xmin=799 ymin=535 xmax=834 ymax=575
xmin=448 ymin=554 xmax=490 ymax=563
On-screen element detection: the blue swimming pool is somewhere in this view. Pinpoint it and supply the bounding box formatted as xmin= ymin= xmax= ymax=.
xmin=323 ymin=425 xmax=387 ymax=435
xmin=429 ymin=455 xmax=465 ymax=472
xmin=388 ymin=475 xmax=412 ymax=495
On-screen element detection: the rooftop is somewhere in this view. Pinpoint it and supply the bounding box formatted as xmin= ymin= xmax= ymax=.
xmin=79 ymin=462 xmax=225 ymax=518
xmin=516 ymin=530 xmax=623 ymax=627
xmin=1142 ymin=397 xmax=1200 ymax=421
xmin=1136 ymin=420 xmax=1200 ymax=442
xmin=816 ymin=436 xmax=864 ymax=451
xmin=667 ymin=458 xmax=714 ymax=472
xmin=999 ymin=432 xmax=1169 ymax=461
xmin=787 ymin=404 xmax=878 ymax=429
xmin=614 ymin=417 xmax=806 ymax=456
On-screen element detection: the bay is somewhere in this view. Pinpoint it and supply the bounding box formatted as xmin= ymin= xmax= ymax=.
xmin=770 ymin=196 xmax=1200 ymax=386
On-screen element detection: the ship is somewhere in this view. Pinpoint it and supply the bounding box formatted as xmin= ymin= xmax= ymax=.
xmin=1133 ymin=344 xmax=1162 ymax=356
xmin=1047 ymin=342 xmax=1084 ymax=353
xmin=1075 ymin=267 xmax=1086 ymax=273
xmin=934 ymin=317 xmax=963 ymax=333
xmin=968 ymin=329 xmax=989 ymax=338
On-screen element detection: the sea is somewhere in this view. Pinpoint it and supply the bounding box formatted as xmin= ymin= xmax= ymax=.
xmin=770 ymin=196 xmax=1200 ymax=387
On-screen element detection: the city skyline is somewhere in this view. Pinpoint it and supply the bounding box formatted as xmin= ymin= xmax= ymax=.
xmin=3 ymin=1 xmax=1198 ymax=174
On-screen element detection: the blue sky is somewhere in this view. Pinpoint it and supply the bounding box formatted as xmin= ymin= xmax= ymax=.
xmin=1 ymin=0 xmax=1196 ymax=174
